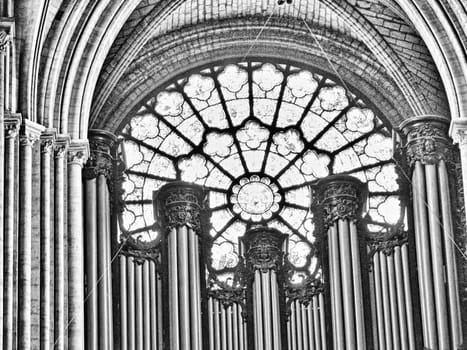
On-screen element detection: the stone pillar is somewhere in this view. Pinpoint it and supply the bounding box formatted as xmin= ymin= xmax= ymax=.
xmin=241 ymin=227 xmax=286 ymax=350
xmin=154 ymin=182 xmax=207 ymax=350
xmin=317 ymin=175 xmax=367 ymax=350
xmin=0 ymin=32 xmax=9 ymax=348
xmin=83 ymin=130 xmax=117 ymax=350
xmin=67 ymin=140 xmax=89 ymax=350
xmin=53 ymin=135 xmax=69 ymax=350
xmin=40 ymin=130 xmax=55 ymax=350
xmin=367 ymin=230 xmax=416 ymax=350
xmin=401 ymin=115 xmax=462 ymax=350
xmin=3 ymin=114 xmax=20 ymax=350
xmin=17 ymin=120 xmax=44 ymax=350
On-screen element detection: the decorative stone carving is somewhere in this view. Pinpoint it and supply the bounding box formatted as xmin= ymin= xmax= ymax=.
xmin=54 ymin=135 xmax=70 ymax=158
xmin=154 ymin=182 xmax=207 ymax=235
xmin=120 ymin=235 xmax=160 ymax=264
xmin=208 ymin=287 xmax=246 ymax=309
xmin=317 ymin=175 xmax=366 ymax=230
xmin=19 ymin=119 xmax=45 ymax=147
xmin=84 ymin=130 xmax=118 ymax=179
xmin=67 ymin=140 xmax=89 ymax=167
xmin=366 ymin=226 xmax=408 ymax=257
xmin=4 ymin=114 xmax=21 ymax=139
xmin=241 ymin=227 xmax=287 ymax=273
xmin=40 ymin=130 xmax=56 ymax=154
xmin=400 ymin=115 xmax=451 ymax=166
xmin=285 ymin=279 xmax=324 ymax=308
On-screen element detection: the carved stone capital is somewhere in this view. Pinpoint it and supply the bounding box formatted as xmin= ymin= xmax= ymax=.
xmin=120 ymin=235 xmax=160 ymax=264
xmin=208 ymin=287 xmax=246 ymax=308
xmin=68 ymin=140 xmax=89 ymax=167
xmin=154 ymin=182 xmax=207 ymax=235
xmin=54 ymin=135 xmax=70 ymax=159
xmin=286 ymin=279 xmax=324 ymax=307
xmin=84 ymin=130 xmax=118 ymax=179
xmin=400 ymin=115 xmax=452 ymax=166
xmin=451 ymin=118 xmax=467 ymax=145
xmin=317 ymin=175 xmax=366 ymax=229
xmin=367 ymin=228 xmax=408 ymax=257
xmin=19 ymin=119 xmax=45 ymax=147
xmin=0 ymin=30 xmax=10 ymax=52
xmin=241 ymin=227 xmax=287 ymax=273
xmin=40 ymin=130 xmax=56 ymax=154
xmin=4 ymin=114 xmax=21 ymax=139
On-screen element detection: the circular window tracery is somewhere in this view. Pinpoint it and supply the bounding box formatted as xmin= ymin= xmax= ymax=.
xmin=118 ymin=60 xmax=404 ymax=283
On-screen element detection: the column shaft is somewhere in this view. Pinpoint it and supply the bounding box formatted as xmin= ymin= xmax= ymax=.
xmin=67 ymin=142 xmax=88 ymax=350
xmin=18 ymin=122 xmax=43 ymax=350
xmin=40 ymin=133 xmax=54 ymax=350
xmin=53 ymin=138 xmax=68 ymax=350
xmin=3 ymin=116 xmax=19 ymax=350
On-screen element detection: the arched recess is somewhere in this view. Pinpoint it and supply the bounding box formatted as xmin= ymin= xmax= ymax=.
xmin=92 ymin=20 xmax=416 ymax=133
xmin=91 ymin=0 xmax=432 ymax=130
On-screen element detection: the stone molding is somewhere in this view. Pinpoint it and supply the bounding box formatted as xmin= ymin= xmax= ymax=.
xmin=400 ymin=115 xmax=452 ymax=166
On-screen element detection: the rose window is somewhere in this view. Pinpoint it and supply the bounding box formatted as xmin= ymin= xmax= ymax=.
xmin=118 ymin=60 xmax=404 ymax=282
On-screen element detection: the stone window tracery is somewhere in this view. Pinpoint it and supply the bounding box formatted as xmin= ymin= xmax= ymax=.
xmin=117 ymin=60 xmax=404 ymax=287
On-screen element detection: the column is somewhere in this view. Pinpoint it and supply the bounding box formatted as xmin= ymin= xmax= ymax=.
xmin=401 ymin=115 xmax=462 ymax=349
xmin=53 ymin=135 xmax=69 ymax=350
xmin=3 ymin=115 xmax=20 ymax=350
xmin=0 ymin=32 xmax=9 ymax=348
xmin=40 ymin=130 xmax=55 ymax=350
xmin=367 ymin=231 xmax=416 ymax=350
xmin=18 ymin=120 xmax=44 ymax=350
xmin=154 ymin=182 xmax=207 ymax=350
xmin=67 ymin=140 xmax=89 ymax=350
xmin=241 ymin=227 xmax=286 ymax=350
xmin=83 ymin=130 xmax=117 ymax=350
xmin=317 ymin=175 xmax=367 ymax=350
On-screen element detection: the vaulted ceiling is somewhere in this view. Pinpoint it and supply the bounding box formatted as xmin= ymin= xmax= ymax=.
xmin=13 ymin=0 xmax=467 ymax=138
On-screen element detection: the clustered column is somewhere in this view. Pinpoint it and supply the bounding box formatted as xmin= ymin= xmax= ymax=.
xmin=241 ymin=227 xmax=286 ymax=350
xmin=154 ymin=182 xmax=207 ymax=350
xmin=317 ymin=175 xmax=367 ymax=350
xmin=83 ymin=130 xmax=117 ymax=350
xmin=400 ymin=115 xmax=462 ymax=350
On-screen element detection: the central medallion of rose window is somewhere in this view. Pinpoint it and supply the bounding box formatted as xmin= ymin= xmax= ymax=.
xmin=230 ymin=175 xmax=282 ymax=222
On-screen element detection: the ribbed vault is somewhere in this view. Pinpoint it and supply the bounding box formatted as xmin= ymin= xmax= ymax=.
xmin=20 ymin=0 xmax=467 ymax=138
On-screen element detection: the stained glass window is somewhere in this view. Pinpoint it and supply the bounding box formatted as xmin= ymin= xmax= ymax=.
xmin=118 ymin=60 xmax=404 ymax=285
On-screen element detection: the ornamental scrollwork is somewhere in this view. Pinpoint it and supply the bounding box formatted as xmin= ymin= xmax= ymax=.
xmin=317 ymin=177 xmax=365 ymax=230
xmin=154 ymin=183 xmax=206 ymax=235
xmin=401 ymin=116 xmax=452 ymax=167
xmin=241 ymin=227 xmax=286 ymax=273
xmin=0 ymin=31 xmax=10 ymax=52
